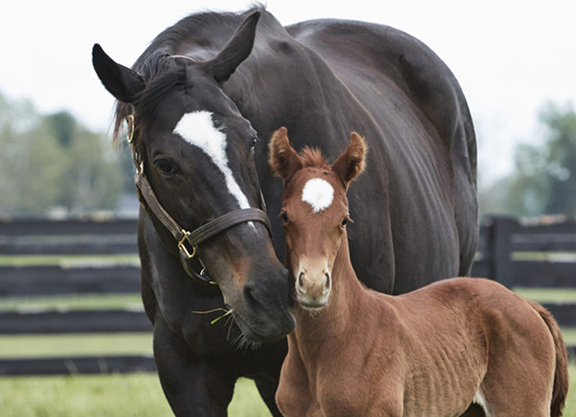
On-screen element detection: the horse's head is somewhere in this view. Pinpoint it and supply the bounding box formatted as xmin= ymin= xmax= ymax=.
xmin=92 ymin=12 xmax=295 ymax=342
xmin=269 ymin=127 xmax=367 ymax=310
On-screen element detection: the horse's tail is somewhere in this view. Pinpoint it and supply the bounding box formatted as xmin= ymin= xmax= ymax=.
xmin=528 ymin=300 xmax=569 ymax=417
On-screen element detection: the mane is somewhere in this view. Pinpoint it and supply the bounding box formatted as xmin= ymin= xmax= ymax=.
xmin=299 ymin=146 xmax=331 ymax=170
xmin=112 ymin=5 xmax=265 ymax=144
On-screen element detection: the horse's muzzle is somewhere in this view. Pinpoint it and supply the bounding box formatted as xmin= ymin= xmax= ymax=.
xmin=235 ymin=267 xmax=296 ymax=341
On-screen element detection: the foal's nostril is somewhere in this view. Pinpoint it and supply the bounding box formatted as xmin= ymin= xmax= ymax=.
xmin=325 ymin=273 xmax=330 ymax=290
xmin=298 ymin=272 xmax=305 ymax=289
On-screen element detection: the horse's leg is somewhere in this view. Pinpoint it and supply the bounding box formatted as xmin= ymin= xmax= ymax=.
xmin=254 ymin=377 xmax=283 ymax=417
xmin=153 ymin=317 xmax=236 ymax=417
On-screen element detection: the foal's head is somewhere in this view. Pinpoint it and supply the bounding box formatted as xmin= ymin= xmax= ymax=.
xmin=269 ymin=127 xmax=367 ymax=310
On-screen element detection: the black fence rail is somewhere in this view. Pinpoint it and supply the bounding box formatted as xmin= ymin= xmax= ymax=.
xmin=1 ymin=215 xmax=575 ymax=375
xmin=0 ymin=309 xmax=152 ymax=334
xmin=471 ymin=216 xmax=576 ymax=288
xmin=0 ymin=355 xmax=156 ymax=376
xmin=0 ymin=218 xmax=138 ymax=255
xmin=0 ymin=265 xmax=140 ymax=297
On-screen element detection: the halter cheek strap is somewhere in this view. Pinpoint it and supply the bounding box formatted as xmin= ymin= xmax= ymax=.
xmin=135 ymin=164 xmax=271 ymax=286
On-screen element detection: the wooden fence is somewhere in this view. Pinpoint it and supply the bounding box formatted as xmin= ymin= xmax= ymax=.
xmin=0 ymin=215 xmax=574 ymax=375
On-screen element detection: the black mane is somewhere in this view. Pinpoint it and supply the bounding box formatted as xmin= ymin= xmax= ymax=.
xmin=112 ymin=7 xmax=263 ymax=142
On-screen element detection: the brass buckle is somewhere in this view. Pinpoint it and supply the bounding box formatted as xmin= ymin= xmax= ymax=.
xmin=126 ymin=115 xmax=135 ymax=143
xmin=178 ymin=230 xmax=197 ymax=259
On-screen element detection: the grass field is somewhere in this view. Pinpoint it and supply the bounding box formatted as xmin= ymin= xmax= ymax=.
xmin=0 ymin=374 xmax=271 ymax=417
xmin=0 ymin=333 xmax=153 ymax=358
xmin=0 ymin=366 xmax=574 ymax=417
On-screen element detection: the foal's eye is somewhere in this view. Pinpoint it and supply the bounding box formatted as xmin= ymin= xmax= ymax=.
xmin=281 ymin=212 xmax=289 ymax=224
xmin=154 ymin=159 xmax=177 ymax=176
xmin=341 ymin=217 xmax=350 ymax=227
xmin=250 ymin=137 xmax=258 ymax=150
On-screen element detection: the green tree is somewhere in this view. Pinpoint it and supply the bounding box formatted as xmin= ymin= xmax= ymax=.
xmin=0 ymin=92 xmax=124 ymax=217
xmin=482 ymin=102 xmax=576 ymax=217
xmin=540 ymin=103 xmax=576 ymax=214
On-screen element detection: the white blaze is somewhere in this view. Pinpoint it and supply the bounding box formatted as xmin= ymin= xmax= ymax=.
xmin=302 ymin=178 xmax=334 ymax=213
xmin=173 ymin=111 xmax=251 ymax=210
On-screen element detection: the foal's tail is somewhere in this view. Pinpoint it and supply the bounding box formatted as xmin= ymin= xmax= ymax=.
xmin=528 ymin=300 xmax=569 ymax=417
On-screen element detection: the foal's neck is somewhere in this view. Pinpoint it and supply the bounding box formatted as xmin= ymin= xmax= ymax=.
xmin=292 ymin=233 xmax=373 ymax=345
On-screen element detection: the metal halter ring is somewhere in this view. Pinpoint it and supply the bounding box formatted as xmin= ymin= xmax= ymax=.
xmin=178 ymin=230 xmax=197 ymax=259
xmin=126 ymin=114 xmax=135 ymax=143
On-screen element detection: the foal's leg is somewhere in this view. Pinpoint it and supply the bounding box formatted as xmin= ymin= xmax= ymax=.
xmin=153 ymin=317 xmax=236 ymax=417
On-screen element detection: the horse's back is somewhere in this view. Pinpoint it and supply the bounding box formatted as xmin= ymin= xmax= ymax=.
xmin=287 ymin=18 xmax=475 ymax=154
xmin=288 ymin=19 xmax=478 ymax=286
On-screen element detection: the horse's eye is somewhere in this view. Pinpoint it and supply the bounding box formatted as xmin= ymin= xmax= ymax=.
xmin=154 ymin=159 xmax=177 ymax=176
xmin=341 ymin=217 xmax=350 ymax=227
xmin=281 ymin=212 xmax=289 ymax=224
xmin=250 ymin=137 xmax=258 ymax=150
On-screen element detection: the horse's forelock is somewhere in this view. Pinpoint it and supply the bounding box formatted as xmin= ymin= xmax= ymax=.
xmin=112 ymin=53 xmax=185 ymax=146
xmin=111 ymin=5 xmax=266 ymax=146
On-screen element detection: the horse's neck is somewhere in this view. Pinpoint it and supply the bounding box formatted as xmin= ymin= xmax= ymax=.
xmin=291 ymin=235 xmax=373 ymax=359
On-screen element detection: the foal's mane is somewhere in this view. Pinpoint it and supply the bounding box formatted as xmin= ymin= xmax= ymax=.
xmin=299 ymin=146 xmax=331 ymax=170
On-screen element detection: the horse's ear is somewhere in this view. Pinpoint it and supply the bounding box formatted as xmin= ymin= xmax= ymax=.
xmin=207 ymin=11 xmax=260 ymax=83
xmin=269 ymin=127 xmax=303 ymax=184
xmin=92 ymin=44 xmax=145 ymax=103
xmin=332 ymin=132 xmax=367 ymax=186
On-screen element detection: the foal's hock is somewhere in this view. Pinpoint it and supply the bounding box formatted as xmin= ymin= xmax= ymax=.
xmin=270 ymin=127 xmax=569 ymax=417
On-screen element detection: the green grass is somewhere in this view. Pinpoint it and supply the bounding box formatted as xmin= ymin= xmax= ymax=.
xmin=567 ymin=363 xmax=576 ymax=417
xmin=0 ymin=333 xmax=153 ymax=358
xmin=0 ymin=294 xmax=143 ymax=311
xmin=561 ymin=328 xmax=576 ymax=346
xmin=0 ymin=367 xmax=574 ymax=417
xmin=0 ymin=254 xmax=139 ymax=267
xmin=514 ymin=287 xmax=576 ymax=303
xmin=0 ymin=375 xmax=271 ymax=417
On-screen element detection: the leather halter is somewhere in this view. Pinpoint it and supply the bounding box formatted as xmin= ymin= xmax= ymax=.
xmin=126 ymin=115 xmax=272 ymax=285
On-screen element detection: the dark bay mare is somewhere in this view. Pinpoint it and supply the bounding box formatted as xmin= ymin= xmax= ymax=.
xmin=270 ymin=130 xmax=568 ymax=417
xmin=92 ymin=6 xmax=478 ymax=416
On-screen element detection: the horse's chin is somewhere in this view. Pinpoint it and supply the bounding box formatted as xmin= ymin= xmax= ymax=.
xmin=233 ymin=309 xmax=295 ymax=343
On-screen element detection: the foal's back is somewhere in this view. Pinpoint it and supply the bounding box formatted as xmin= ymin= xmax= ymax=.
xmin=389 ymin=277 xmax=560 ymax=417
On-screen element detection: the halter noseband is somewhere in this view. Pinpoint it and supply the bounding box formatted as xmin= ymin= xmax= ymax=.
xmin=126 ymin=114 xmax=271 ymax=286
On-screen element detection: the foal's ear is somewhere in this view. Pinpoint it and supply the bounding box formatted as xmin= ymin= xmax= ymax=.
xmin=332 ymin=132 xmax=367 ymax=186
xmin=92 ymin=44 xmax=145 ymax=103
xmin=269 ymin=127 xmax=302 ymax=184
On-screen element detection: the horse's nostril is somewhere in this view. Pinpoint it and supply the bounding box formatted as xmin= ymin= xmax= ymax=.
xmin=325 ymin=273 xmax=330 ymax=290
xmin=244 ymin=283 xmax=259 ymax=307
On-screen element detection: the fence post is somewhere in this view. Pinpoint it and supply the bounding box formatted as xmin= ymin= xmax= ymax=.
xmin=484 ymin=216 xmax=519 ymax=288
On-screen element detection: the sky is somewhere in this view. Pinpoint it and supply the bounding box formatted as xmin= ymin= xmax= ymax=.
xmin=1 ymin=0 xmax=575 ymax=182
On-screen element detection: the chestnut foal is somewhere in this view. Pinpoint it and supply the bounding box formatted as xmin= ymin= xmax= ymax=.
xmin=269 ymin=127 xmax=568 ymax=417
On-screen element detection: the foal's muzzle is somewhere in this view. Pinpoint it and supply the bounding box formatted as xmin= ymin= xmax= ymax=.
xmin=295 ymin=260 xmax=332 ymax=310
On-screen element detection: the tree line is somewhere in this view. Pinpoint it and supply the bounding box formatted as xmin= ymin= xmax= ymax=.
xmin=0 ymin=92 xmax=130 ymax=217
xmin=480 ymin=102 xmax=576 ymax=218
xmin=0 ymin=91 xmax=575 ymax=218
